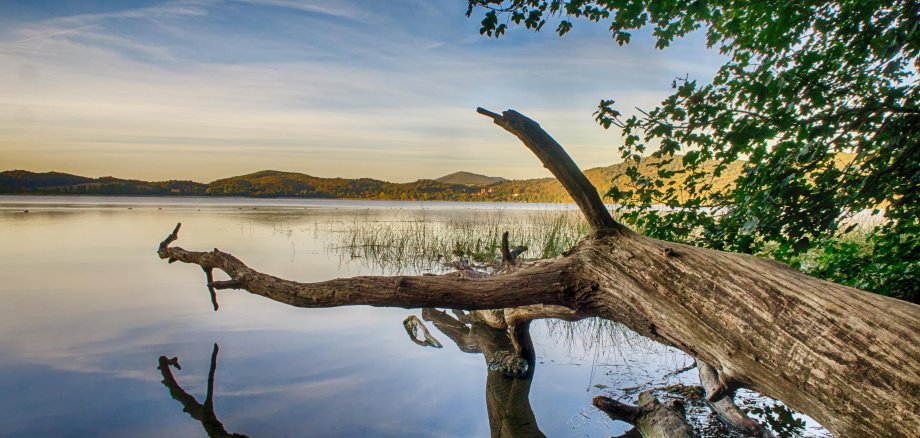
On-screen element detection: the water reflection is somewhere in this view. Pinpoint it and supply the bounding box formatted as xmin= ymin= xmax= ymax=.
xmin=419 ymin=309 xmax=543 ymax=438
xmin=158 ymin=344 xmax=248 ymax=438
xmin=1 ymin=197 xmax=828 ymax=437
xmin=157 ymin=315 xmax=813 ymax=438
xmin=160 ymin=310 xmax=546 ymax=438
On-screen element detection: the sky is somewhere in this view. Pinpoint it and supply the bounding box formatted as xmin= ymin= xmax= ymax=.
xmin=0 ymin=0 xmax=726 ymax=182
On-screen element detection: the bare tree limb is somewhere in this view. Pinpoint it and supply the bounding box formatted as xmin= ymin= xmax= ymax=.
xmin=593 ymin=396 xmax=641 ymax=423
xmin=158 ymin=224 xmax=587 ymax=311
xmin=477 ymin=107 xmax=622 ymax=232
xmin=419 ymin=308 xmax=546 ymax=437
xmin=402 ymin=315 xmax=443 ymax=348
xmin=203 ymin=267 xmax=219 ymax=311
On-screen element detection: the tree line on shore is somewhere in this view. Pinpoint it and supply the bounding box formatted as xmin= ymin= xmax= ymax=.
xmin=0 ymin=156 xmax=741 ymax=202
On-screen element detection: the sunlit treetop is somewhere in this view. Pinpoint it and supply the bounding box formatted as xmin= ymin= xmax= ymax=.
xmin=468 ymin=0 xmax=920 ymax=300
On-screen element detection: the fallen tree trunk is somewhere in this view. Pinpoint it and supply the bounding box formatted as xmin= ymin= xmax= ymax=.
xmin=158 ymin=108 xmax=920 ymax=437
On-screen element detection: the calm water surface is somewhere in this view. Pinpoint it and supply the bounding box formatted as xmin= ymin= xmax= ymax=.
xmin=0 ymin=196 xmax=825 ymax=437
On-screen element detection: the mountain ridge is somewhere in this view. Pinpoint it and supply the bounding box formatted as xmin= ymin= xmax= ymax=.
xmin=0 ymin=157 xmax=743 ymax=203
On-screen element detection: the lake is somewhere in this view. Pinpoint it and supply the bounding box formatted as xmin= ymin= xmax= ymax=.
xmin=0 ymin=196 xmax=827 ymax=437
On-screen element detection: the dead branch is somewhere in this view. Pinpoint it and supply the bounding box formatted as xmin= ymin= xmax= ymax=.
xmin=158 ymin=223 xmax=586 ymax=311
xmin=477 ymin=107 xmax=622 ymax=232
xmin=418 ymin=308 xmax=546 ymax=437
xmin=593 ymin=391 xmax=695 ymax=438
xmin=402 ymin=315 xmax=443 ymax=348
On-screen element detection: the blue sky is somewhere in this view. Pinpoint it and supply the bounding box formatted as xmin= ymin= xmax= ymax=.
xmin=0 ymin=0 xmax=725 ymax=182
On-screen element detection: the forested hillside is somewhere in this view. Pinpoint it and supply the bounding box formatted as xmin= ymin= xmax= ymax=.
xmin=2 ymin=156 xmax=744 ymax=204
xmin=0 ymin=170 xmax=206 ymax=195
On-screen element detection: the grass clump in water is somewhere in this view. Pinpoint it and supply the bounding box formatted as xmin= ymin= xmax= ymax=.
xmin=328 ymin=210 xmax=590 ymax=274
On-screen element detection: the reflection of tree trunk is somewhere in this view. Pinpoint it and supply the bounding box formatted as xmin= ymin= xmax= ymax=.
xmin=157 ymin=344 xmax=248 ymax=438
xmin=422 ymin=309 xmax=545 ymax=438
xmin=423 ymin=304 xmax=699 ymax=438
xmin=158 ymin=108 xmax=920 ymax=437
xmin=485 ymin=367 xmax=542 ymax=438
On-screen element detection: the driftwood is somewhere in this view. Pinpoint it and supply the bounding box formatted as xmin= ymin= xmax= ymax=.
xmin=593 ymin=391 xmax=695 ymax=438
xmin=158 ymin=108 xmax=920 ymax=437
xmin=157 ymin=344 xmax=248 ymax=438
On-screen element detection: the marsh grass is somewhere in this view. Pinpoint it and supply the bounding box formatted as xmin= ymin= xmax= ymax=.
xmin=543 ymin=317 xmax=654 ymax=357
xmin=324 ymin=209 xmax=590 ymax=274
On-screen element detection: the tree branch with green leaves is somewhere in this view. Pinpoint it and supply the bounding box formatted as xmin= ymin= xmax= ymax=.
xmin=468 ymin=0 xmax=919 ymax=302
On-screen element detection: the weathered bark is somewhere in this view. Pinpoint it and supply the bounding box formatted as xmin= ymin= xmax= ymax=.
xmin=157 ymin=344 xmax=248 ymax=438
xmin=159 ymin=229 xmax=583 ymax=311
xmin=593 ymin=391 xmax=696 ymax=438
xmin=158 ymin=108 xmax=920 ymax=437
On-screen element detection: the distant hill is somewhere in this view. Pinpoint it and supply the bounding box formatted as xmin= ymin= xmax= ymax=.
xmin=435 ymin=171 xmax=506 ymax=186
xmin=206 ymin=170 xmax=482 ymax=200
xmin=0 ymin=156 xmax=746 ymax=203
xmin=0 ymin=170 xmax=94 ymax=190
xmin=0 ymin=170 xmax=206 ymax=195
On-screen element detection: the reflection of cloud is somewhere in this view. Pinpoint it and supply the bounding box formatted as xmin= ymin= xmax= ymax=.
xmin=0 ymin=0 xmax=725 ymax=182
xmin=219 ymin=376 xmax=363 ymax=397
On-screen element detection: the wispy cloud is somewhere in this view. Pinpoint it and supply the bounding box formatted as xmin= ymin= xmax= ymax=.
xmin=0 ymin=0 xmax=724 ymax=181
xmin=234 ymin=0 xmax=374 ymax=21
xmin=12 ymin=24 xmax=97 ymax=44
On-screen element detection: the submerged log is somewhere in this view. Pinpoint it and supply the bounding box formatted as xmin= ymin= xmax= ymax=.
xmin=593 ymin=391 xmax=695 ymax=438
xmin=158 ymin=108 xmax=920 ymax=437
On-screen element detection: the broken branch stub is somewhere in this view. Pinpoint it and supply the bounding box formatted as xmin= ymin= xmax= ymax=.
xmin=477 ymin=107 xmax=622 ymax=232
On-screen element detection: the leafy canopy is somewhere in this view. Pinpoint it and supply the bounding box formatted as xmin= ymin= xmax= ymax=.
xmin=467 ymin=0 xmax=919 ymax=301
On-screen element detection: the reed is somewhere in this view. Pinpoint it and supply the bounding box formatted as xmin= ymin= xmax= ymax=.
xmin=325 ymin=209 xmax=590 ymax=274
